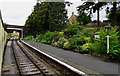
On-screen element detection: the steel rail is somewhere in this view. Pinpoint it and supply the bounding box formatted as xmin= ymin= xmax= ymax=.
xmin=12 ymin=40 xmax=45 ymax=75
xmin=20 ymin=39 xmax=89 ymax=76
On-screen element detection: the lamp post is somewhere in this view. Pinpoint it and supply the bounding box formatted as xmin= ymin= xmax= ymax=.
xmin=105 ymin=25 xmax=111 ymax=53
xmin=64 ymin=1 xmax=73 ymax=6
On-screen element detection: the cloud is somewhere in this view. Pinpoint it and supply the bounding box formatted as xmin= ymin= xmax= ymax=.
xmin=0 ymin=0 xmax=107 ymax=26
xmin=1 ymin=1 xmax=36 ymax=25
xmin=66 ymin=1 xmax=107 ymax=21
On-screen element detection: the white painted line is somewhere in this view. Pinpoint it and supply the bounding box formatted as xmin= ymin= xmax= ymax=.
xmin=20 ymin=40 xmax=89 ymax=76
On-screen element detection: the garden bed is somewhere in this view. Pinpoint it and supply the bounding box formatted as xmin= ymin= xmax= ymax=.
xmin=24 ymin=25 xmax=120 ymax=63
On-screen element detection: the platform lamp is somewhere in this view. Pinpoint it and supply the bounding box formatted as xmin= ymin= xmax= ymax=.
xmin=64 ymin=1 xmax=73 ymax=6
xmin=37 ymin=0 xmax=41 ymax=4
xmin=105 ymin=25 xmax=111 ymax=53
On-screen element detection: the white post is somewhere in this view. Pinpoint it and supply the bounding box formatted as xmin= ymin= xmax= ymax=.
xmin=107 ymin=35 xmax=109 ymax=53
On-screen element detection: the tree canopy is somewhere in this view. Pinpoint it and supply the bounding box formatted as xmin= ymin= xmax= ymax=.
xmin=77 ymin=0 xmax=120 ymax=26
xmin=77 ymin=12 xmax=91 ymax=25
xmin=25 ymin=2 xmax=67 ymax=36
xmin=106 ymin=9 xmax=120 ymax=25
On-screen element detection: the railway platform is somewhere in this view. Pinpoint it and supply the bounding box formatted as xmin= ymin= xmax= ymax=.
xmin=2 ymin=40 xmax=119 ymax=76
xmin=24 ymin=40 xmax=119 ymax=75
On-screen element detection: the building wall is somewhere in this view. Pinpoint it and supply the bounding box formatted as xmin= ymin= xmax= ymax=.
xmin=68 ymin=12 xmax=78 ymax=25
xmin=0 ymin=11 xmax=7 ymax=73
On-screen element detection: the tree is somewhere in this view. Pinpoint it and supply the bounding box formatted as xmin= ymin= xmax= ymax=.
xmin=77 ymin=1 xmax=107 ymax=27
xmin=77 ymin=12 xmax=91 ymax=25
xmin=25 ymin=3 xmax=49 ymax=36
xmin=48 ymin=2 xmax=68 ymax=32
xmin=77 ymin=0 xmax=120 ymax=26
xmin=25 ymin=2 xmax=67 ymax=36
xmin=106 ymin=9 xmax=120 ymax=25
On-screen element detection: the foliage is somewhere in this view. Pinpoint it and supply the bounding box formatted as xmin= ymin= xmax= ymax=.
xmin=41 ymin=31 xmax=54 ymax=44
xmin=25 ymin=3 xmax=49 ymax=36
xmin=63 ymin=41 xmax=71 ymax=49
xmin=64 ymin=25 xmax=83 ymax=37
xmin=52 ymin=32 xmax=65 ymax=43
xmin=54 ymin=37 xmax=67 ymax=48
xmin=90 ymin=41 xmax=104 ymax=54
xmin=77 ymin=1 xmax=120 ymax=26
xmin=109 ymin=44 xmax=120 ymax=62
xmin=84 ymin=33 xmax=94 ymax=43
xmin=95 ymin=25 xmax=120 ymax=62
xmin=48 ymin=2 xmax=68 ymax=32
xmin=106 ymin=9 xmax=120 ymax=26
xmin=77 ymin=12 xmax=91 ymax=25
xmin=36 ymin=34 xmax=44 ymax=42
xmin=24 ymin=23 xmax=120 ymax=62
xmin=23 ymin=35 xmax=34 ymax=40
xmin=99 ymin=25 xmax=119 ymax=48
xmin=63 ymin=35 xmax=85 ymax=50
xmin=25 ymin=2 xmax=67 ymax=36
xmin=82 ymin=43 xmax=91 ymax=53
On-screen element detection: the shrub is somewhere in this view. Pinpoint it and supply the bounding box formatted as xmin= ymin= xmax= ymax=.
xmin=23 ymin=35 xmax=34 ymax=40
xmin=55 ymin=37 xmax=67 ymax=48
xmin=90 ymin=41 xmax=105 ymax=54
xmin=43 ymin=31 xmax=58 ymax=44
xmin=63 ymin=36 xmax=85 ymax=50
xmin=74 ymin=37 xmax=85 ymax=45
xmin=63 ymin=41 xmax=71 ymax=49
xmin=53 ymin=32 xmax=66 ymax=43
xmin=36 ymin=34 xmax=44 ymax=42
xmin=64 ymin=25 xmax=83 ymax=37
xmin=99 ymin=25 xmax=119 ymax=54
xmin=82 ymin=43 xmax=92 ymax=53
xmin=63 ymin=38 xmax=76 ymax=49
xmin=84 ymin=37 xmax=91 ymax=43
xmin=75 ymin=45 xmax=82 ymax=52
xmin=77 ymin=12 xmax=92 ymax=25
xmin=109 ymin=44 xmax=120 ymax=62
xmin=41 ymin=39 xmax=47 ymax=43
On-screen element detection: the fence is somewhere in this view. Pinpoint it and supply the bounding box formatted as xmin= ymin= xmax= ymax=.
xmin=0 ymin=11 xmax=7 ymax=73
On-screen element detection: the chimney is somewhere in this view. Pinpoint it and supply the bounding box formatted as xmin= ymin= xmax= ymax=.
xmin=72 ymin=12 xmax=74 ymax=15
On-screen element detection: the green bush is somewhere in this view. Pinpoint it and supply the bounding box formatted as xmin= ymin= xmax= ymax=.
xmin=64 ymin=25 xmax=83 ymax=37
xmin=63 ymin=38 xmax=76 ymax=49
xmin=74 ymin=37 xmax=85 ymax=46
xmin=63 ymin=36 xmax=85 ymax=50
xmin=23 ymin=35 xmax=34 ymax=40
xmin=109 ymin=44 xmax=120 ymax=62
xmin=52 ymin=32 xmax=65 ymax=43
xmin=90 ymin=41 xmax=105 ymax=54
xmin=82 ymin=43 xmax=92 ymax=53
xmin=99 ymin=25 xmax=119 ymax=54
xmin=55 ymin=37 xmax=67 ymax=48
xmin=36 ymin=34 xmax=44 ymax=42
xmin=41 ymin=39 xmax=47 ymax=43
xmin=75 ymin=45 xmax=82 ymax=52
xmin=77 ymin=12 xmax=92 ymax=25
xmin=63 ymin=41 xmax=71 ymax=49
xmin=89 ymin=25 xmax=120 ymax=62
xmin=42 ymin=31 xmax=58 ymax=44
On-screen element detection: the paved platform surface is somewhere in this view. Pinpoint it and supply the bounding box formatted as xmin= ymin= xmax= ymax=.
xmin=24 ymin=40 xmax=119 ymax=75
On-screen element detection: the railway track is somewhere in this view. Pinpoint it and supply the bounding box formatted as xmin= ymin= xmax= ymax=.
xmin=12 ymin=40 xmax=57 ymax=75
xmin=11 ymin=39 xmax=87 ymax=76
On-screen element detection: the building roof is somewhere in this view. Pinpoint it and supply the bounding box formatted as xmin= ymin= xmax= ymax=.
xmin=68 ymin=12 xmax=78 ymax=24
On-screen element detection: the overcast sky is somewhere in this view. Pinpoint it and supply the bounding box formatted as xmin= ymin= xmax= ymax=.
xmin=0 ymin=0 xmax=107 ymax=26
